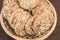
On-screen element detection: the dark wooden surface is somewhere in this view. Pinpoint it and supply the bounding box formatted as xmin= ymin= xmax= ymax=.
xmin=0 ymin=0 xmax=60 ymax=40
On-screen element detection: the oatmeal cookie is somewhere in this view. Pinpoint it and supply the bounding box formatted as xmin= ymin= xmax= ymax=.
xmin=10 ymin=8 xmax=31 ymax=35
xmin=25 ymin=15 xmax=37 ymax=35
xmin=33 ymin=12 xmax=54 ymax=35
xmin=18 ymin=0 xmax=39 ymax=9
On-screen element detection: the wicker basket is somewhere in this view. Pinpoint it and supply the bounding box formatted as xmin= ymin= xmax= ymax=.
xmin=0 ymin=0 xmax=57 ymax=40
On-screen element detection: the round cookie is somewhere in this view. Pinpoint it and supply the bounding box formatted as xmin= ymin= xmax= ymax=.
xmin=18 ymin=0 xmax=39 ymax=9
xmin=33 ymin=12 xmax=54 ymax=36
xmin=25 ymin=15 xmax=37 ymax=35
xmin=10 ymin=9 xmax=32 ymax=35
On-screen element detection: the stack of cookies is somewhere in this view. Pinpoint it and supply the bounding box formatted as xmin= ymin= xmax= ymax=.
xmin=0 ymin=0 xmax=57 ymax=40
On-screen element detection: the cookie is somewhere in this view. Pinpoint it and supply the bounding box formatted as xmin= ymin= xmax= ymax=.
xmin=18 ymin=0 xmax=39 ymax=9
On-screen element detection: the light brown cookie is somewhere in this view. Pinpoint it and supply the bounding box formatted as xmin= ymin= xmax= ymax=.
xmin=18 ymin=0 xmax=39 ymax=9
xmin=25 ymin=15 xmax=37 ymax=35
xmin=2 ymin=5 xmax=32 ymax=36
xmin=33 ymin=12 xmax=54 ymax=34
xmin=10 ymin=9 xmax=31 ymax=35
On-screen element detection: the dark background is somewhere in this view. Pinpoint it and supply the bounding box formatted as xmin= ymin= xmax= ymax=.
xmin=0 ymin=0 xmax=60 ymax=40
